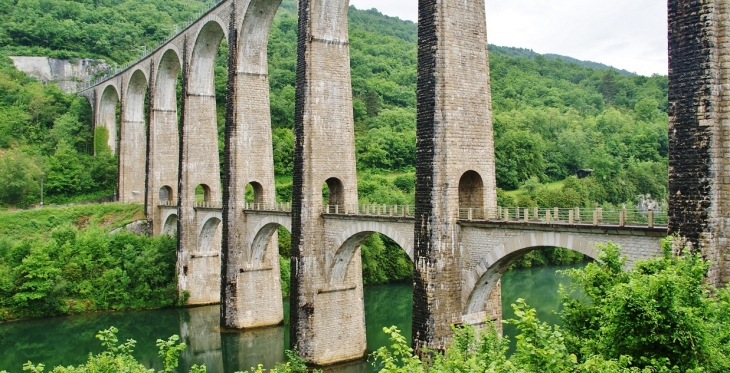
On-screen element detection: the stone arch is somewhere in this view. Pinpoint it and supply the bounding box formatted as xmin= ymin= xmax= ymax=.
xmin=126 ymin=69 xmax=149 ymax=100
xmin=98 ymin=83 xmax=120 ymax=154
xmin=329 ymin=222 xmax=414 ymax=284
xmin=246 ymin=181 xmax=265 ymax=204
xmin=459 ymin=171 xmax=484 ymax=217
xmin=236 ymin=0 xmax=281 ymax=74
xmin=80 ymin=92 xmax=94 ymax=112
xmin=195 ymin=184 xmax=212 ymax=203
xmin=162 ymin=213 xmax=178 ymax=236
xmin=154 ymin=48 xmax=182 ymax=111
xmin=198 ymin=217 xmax=222 ymax=252
xmin=250 ymin=218 xmax=292 ymax=265
xmin=324 ymin=177 xmax=345 ymax=210
xmin=463 ymin=232 xmax=599 ymax=314
xmin=189 ymin=19 xmax=227 ymax=95
xmin=159 ymin=185 xmax=174 ymax=202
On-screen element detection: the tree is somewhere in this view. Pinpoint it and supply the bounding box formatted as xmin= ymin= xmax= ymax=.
xmin=600 ymin=71 xmax=619 ymax=105
xmin=0 ymin=148 xmax=40 ymax=206
xmin=495 ymin=130 xmax=546 ymax=189
xmin=45 ymin=141 xmax=91 ymax=197
xmin=560 ymin=241 xmax=730 ymax=371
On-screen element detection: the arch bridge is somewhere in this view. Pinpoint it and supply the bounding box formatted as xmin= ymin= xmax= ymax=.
xmin=79 ymin=0 xmax=727 ymax=366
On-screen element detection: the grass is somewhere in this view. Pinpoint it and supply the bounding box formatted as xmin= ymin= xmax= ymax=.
xmin=503 ymin=180 xmax=565 ymax=198
xmin=0 ymin=203 xmax=144 ymax=242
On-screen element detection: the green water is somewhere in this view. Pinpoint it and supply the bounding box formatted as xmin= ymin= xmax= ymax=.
xmin=0 ymin=264 xmax=581 ymax=372
xmin=501 ymin=263 xmax=585 ymax=352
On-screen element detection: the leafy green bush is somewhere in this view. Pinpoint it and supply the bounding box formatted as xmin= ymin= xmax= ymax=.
xmin=560 ymin=241 xmax=730 ymax=371
xmin=0 ymin=148 xmax=41 ymax=207
xmin=17 ymin=327 xmax=203 ymax=373
xmin=372 ymin=240 xmax=730 ymax=373
xmin=0 ymin=224 xmax=178 ymax=321
xmin=372 ymin=302 xmax=651 ymax=373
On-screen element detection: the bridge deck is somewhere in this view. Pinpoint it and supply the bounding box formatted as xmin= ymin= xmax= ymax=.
xmin=160 ymin=204 xmax=668 ymax=231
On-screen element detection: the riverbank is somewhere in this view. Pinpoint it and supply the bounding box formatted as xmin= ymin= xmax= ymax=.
xmin=0 ymin=203 xmax=143 ymax=241
xmin=0 ymin=222 xmax=177 ymax=322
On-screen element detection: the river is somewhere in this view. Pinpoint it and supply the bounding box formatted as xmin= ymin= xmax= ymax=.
xmin=0 ymin=263 xmax=584 ymax=372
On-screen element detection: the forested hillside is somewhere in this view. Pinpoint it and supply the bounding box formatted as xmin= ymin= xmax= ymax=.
xmin=0 ymin=0 xmax=669 ymax=280
xmin=0 ymin=0 xmax=668 ymax=211
xmin=0 ymin=0 xmax=671 ymax=311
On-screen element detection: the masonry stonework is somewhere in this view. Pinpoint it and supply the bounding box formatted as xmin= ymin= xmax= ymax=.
xmin=119 ymin=69 xmax=148 ymax=204
xmin=78 ymin=0 xmax=726 ymax=367
xmin=178 ymin=16 xmax=228 ymax=305
xmin=668 ymin=0 xmax=730 ymax=287
xmin=222 ymin=0 xmax=285 ymax=330
xmin=289 ymin=0 xmax=365 ymax=365
xmin=147 ymin=49 xmax=182 ymax=235
xmin=413 ymin=0 xmax=497 ymax=352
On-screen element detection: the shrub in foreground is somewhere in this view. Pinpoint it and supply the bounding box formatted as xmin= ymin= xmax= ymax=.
xmin=372 ymin=240 xmax=730 ymax=373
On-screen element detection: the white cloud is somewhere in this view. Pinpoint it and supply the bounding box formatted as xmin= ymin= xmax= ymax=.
xmin=348 ymin=0 xmax=668 ymax=76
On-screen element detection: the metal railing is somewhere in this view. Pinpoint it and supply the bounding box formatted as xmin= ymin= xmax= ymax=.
xmin=459 ymin=206 xmax=668 ymax=228
xmin=81 ymin=0 xmax=227 ymax=91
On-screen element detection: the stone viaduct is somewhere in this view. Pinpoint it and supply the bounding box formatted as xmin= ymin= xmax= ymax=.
xmin=75 ymin=0 xmax=727 ymax=366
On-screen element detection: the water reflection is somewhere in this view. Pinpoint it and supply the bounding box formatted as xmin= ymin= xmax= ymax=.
xmin=0 ymin=267 xmax=578 ymax=372
xmin=501 ymin=262 xmax=586 ymax=353
xmin=0 ymin=284 xmax=411 ymax=373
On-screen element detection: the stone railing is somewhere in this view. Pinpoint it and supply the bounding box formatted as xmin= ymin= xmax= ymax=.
xmin=194 ymin=201 xmax=222 ymax=209
xmin=324 ymin=204 xmax=416 ymax=217
xmin=159 ymin=200 xmax=176 ymax=207
xmin=161 ymin=200 xmax=668 ymax=228
xmin=460 ymin=206 xmax=668 ymax=228
xmin=244 ymin=202 xmax=292 ymax=211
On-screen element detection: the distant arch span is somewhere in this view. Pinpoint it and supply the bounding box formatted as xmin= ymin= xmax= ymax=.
xmin=329 ymin=221 xmax=414 ymax=284
xmin=464 ymin=232 xmax=598 ymax=314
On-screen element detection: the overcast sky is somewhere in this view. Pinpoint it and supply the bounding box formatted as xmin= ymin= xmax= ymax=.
xmin=348 ymin=0 xmax=668 ymax=76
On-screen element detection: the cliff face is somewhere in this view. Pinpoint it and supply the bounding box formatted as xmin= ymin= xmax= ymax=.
xmin=9 ymin=56 xmax=111 ymax=93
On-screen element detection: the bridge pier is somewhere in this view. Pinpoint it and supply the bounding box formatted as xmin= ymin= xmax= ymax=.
xmin=289 ymin=0 xmax=366 ymax=365
xmin=221 ymin=0 xmax=284 ymax=330
xmin=148 ymin=49 xmax=182 ymax=235
xmin=177 ymin=19 xmax=228 ymax=305
xmin=668 ymin=0 xmax=730 ymax=288
xmin=119 ymin=70 xmax=148 ymax=204
xmin=412 ymin=0 xmax=498 ymax=352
